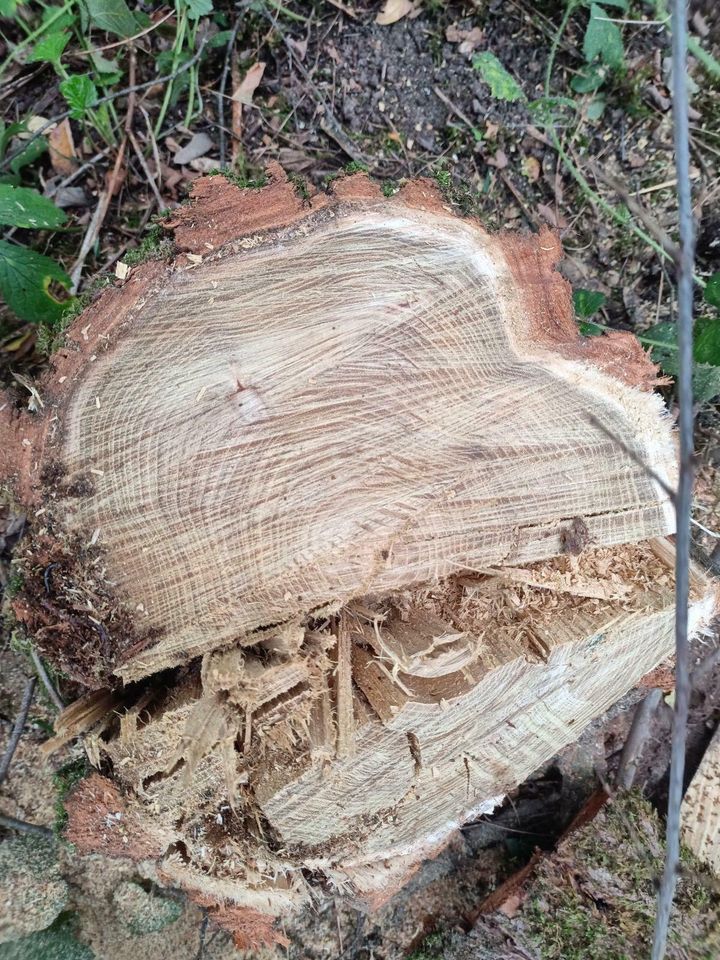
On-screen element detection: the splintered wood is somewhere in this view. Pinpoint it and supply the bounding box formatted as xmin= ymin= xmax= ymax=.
xmin=1 ymin=167 xmax=715 ymax=933
xmin=682 ymin=722 xmax=720 ymax=875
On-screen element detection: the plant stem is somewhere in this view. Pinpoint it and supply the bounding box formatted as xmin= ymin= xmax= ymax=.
xmin=154 ymin=6 xmax=188 ymax=137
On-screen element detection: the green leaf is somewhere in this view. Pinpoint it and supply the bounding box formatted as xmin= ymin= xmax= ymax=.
xmin=27 ymin=30 xmax=70 ymax=65
xmin=570 ymin=65 xmax=607 ymax=93
xmin=693 ymin=315 xmax=720 ymax=365
xmin=579 ymin=320 xmax=604 ymax=337
xmin=472 ymin=52 xmax=525 ymax=102
xmin=586 ymin=95 xmax=607 ymax=121
xmin=90 ymin=50 xmax=123 ymax=85
xmin=573 ymin=288 xmax=607 ymax=318
xmin=183 ymin=0 xmax=213 ymax=18
xmin=0 ymin=0 xmax=23 ymax=16
xmin=584 ymin=4 xmax=624 ymax=70
xmin=60 ymin=74 xmax=98 ymax=119
xmin=583 ymin=0 xmax=627 ymax=7
xmin=9 ymin=136 xmax=48 ymax=175
xmin=704 ymin=272 xmax=720 ymax=310
xmin=0 ymin=240 xmax=72 ymax=325
xmin=0 ymin=185 xmax=66 ymax=229
xmin=527 ymin=96 xmax=576 ymax=126
xmin=642 ymin=320 xmax=720 ymax=403
xmin=82 ymin=0 xmax=138 ymax=37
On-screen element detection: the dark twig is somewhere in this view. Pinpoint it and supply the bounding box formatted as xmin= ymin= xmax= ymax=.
xmin=0 ymin=40 xmax=208 ymax=174
xmin=652 ymin=1 xmax=695 ymax=957
xmin=617 ymin=689 xmax=664 ymax=791
xmin=30 ymin=647 xmax=65 ymax=712
xmin=0 ymin=813 xmax=53 ymax=838
xmin=0 ymin=677 xmax=36 ymax=786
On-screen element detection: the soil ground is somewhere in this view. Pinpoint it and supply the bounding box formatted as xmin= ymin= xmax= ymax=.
xmin=2 ymin=2 xmax=720 ymax=959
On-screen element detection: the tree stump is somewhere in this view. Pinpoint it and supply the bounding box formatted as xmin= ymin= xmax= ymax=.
xmin=1 ymin=165 xmax=715 ymax=945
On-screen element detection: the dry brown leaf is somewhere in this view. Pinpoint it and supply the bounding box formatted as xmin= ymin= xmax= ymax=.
xmin=487 ymin=148 xmax=508 ymax=170
xmin=287 ymin=37 xmax=307 ymax=60
xmin=48 ymin=118 xmax=77 ymax=175
xmin=232 ymin=60 xmax=266 ymax=105
xmin=376 ymin=0 xmax=416 ymax=25
xmin=537 ymin=203 xmax=568 ymax=229
xmin=445 ymin=24 xmax=483 ymax=54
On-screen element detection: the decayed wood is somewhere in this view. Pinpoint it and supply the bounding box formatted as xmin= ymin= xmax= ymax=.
xmin=0 ymin=165 xmax=714 ymax=934
xmin=681 ymin=721 xmax=720 ymax=874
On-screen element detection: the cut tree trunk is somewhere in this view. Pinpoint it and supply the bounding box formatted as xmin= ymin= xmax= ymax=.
xmin=0 ymin=165 xmax=715 ymax=944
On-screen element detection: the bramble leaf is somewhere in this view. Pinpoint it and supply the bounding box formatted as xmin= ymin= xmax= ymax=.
xmin=27 ymin=31 xmax=70 ymax=66
xmin=704 ymin=272 xmax=720 ymax=310
xmin=81 ymin=0 xmax=138 ymax=37
xmin=183 ymin=0 xmax=213 ymax=19
xmin=584 ymin=4 xmax=624 ymax=70
xmin=0 ymin=239 xmax=72 ymax=325
xmin=60 ymin=74 xmax=98 ymax=118
xmin=693 ymin=315 xmax=720 ymax=366
xmin=642 ymin=320 xmax=720 ymax=403
xmin=0 ymin=185 xmax=66 ymax=229
xmin=472 ymin=52 xmax=525 ymax=102
xmin=573 ymin=288 xmax=607 ymax=318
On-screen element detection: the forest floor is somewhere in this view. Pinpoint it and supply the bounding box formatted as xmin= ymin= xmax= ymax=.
xmin=2 ymin=1 xmax=720 ymax=958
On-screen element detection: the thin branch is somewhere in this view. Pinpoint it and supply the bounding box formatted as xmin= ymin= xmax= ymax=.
xmin=652 ymin=1 xmax=695 ymax=956
xmin=218 ymin=17 xmax=243 ymax=169
xmin=30 ymin=647 xmax=64 ymax=712
xmin=617 ymin=689 xmax=664 ymax=790
xmin=0 ymin=677 xmax=36 ymax=786
xmin=0 ymin=813 xmax=53 ymax=838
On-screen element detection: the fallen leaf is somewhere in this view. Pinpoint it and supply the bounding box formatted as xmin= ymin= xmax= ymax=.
xmin=48 ymin=118 xmax=77 ymax=175
xmin=231 ymin=61 xmax=266 ymax=105
xmin=445 ymin=24 xmax=483 ymax=54
xmin=487 ymin=148 xmax=508 ymax=169
xmin=53 ymin=186 xmax=89 ymax=208
xmin=484 ymin=121 xmax=499 ymax=141
xmin=189 ymin=156 xmax=220 ymax=173
xmin=522 ymin=155 xmax=540 ymax=181
xmin=537 ymin=203 xmax=568 ymax=229
xmin=459 ymin=29 xmax=483 ymax=55
xmin=287 ymin=37 xmax=307 ymax=60
xmin=376 ymin=0 xmax=416 ymax=26
xmin=173 ymin=132 xmax=214 ymax=165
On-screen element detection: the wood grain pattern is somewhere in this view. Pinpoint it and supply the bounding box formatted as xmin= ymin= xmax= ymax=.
xmin=17 ymin=186 xmax=675 ymax=682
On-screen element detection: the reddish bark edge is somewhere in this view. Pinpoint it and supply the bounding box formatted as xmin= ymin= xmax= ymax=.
xmin=64 ymin=772 xmax=164 ymax=861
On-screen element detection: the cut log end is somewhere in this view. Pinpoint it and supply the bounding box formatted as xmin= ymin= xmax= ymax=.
xmin=3 ymin=165 xmax=674 ymax=686
xmin=0 ymin=165 xmax=706 ymax=934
